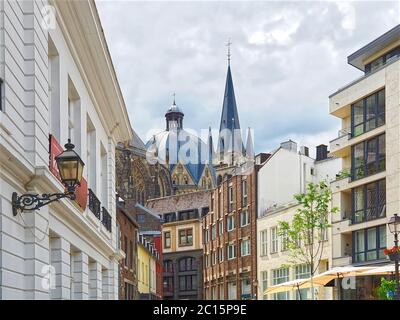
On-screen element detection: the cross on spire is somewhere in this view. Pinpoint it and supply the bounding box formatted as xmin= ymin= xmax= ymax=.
xmin=172 ymin=92 xmax=176 ymax=105
xmin=226 ymin=38 xmax=232 ymax=65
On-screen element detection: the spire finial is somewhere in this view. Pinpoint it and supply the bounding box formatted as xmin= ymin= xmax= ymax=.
xmin=172 ymin=92 xmax=176 ymax=105
xmin=226 ymin=38 xmax=232 ymax=65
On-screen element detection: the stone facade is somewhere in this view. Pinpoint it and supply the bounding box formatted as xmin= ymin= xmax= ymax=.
xmin=0 ymin=0 xmax=131 ymax=299
xmin=115 ymin=135 xmax=173 ymax=208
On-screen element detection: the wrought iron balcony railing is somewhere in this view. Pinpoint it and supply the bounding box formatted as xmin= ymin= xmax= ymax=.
xmin=88 ymin=188 xmax=101 ymax=220
xmin=102 ymin=206 xmax=112 ymax=232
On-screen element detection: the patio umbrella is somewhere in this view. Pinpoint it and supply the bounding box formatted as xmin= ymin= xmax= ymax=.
xmin=264 ymin=278 xmax=309 ymax=295
xmin=310 ymin=266 xmax=374 ymax=286
xmin=308 ymin=265 xmax=374 ymax=300
xmin=360 ymin=264 xmax=395 ymax=276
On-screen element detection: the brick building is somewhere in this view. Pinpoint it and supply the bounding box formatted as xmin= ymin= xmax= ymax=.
xmin=147 ymin=191 xmax=211 ymax=300
xmin=203 ymin=162 xmax=259 ymax=300
xmin=116 ymin=204 xmax=139 ymax=300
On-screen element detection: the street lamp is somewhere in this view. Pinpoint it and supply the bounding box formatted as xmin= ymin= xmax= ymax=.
xmin=12 ymin=139 xmax=84 ymax=216
xmin=388 ymin=213 xmax=400 ymax=300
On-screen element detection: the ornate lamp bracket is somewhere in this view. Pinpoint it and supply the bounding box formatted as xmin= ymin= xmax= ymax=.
xmin=12 ymin=191 xmax=75 ymax=216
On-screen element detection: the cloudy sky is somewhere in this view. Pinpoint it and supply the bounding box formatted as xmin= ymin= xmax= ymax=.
xmin=96 ymin=0 xmax=399 ymax=156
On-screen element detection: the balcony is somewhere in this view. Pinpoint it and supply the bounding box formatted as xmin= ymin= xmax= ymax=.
xmin=330 ymin=174 xmax=350 ymax=194
xmin=102 ymin=206 xmax=112 ymax=232
xmin=329 ymin=128 xmax=351 ymax=157
xmin=332 ymin=213 xmax=352 ymax=234
xmin=332 ymin=255 xmax=352 ymax=267
xmin=88 ymin=188 xmax=101 ymax=220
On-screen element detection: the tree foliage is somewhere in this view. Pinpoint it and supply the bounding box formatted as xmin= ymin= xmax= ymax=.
xmin=376 ymin=278 xmax=397 ymax=300
xmin=278 ymin=181 xmax=338 ymax=276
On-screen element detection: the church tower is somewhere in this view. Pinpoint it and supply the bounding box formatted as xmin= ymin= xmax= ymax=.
xmin=215 ymin=43 xmax=246 ymax=183
xmin=165 ymin=95 xmax=184 ymax=131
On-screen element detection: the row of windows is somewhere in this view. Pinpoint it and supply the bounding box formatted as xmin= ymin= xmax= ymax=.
xmin=259 ymin=226 xmax=328 ymax=256
xmin=204 ymin=210 xmax=250 ymax=243
xmin=211 ymin=180 xmax=249 ymax=214
xmin=205 ymin=279 xmax=252 ymax=300
xmin=227 ymin=180 xmax=249 ymax=211
xmin=261 ymin=264 xmax=311 ymax=300
xmin=49 ymin=37 xmax=109 ymax=206
xmin=164 ymin=274 xmax=198 ymax=293
xmin=163 ymin=228 xmax=193 ymax=249
xmin=163 ymin=257 xmax=197 ymax=273
xmin=204 ymin=240 xmax=251 ymax=267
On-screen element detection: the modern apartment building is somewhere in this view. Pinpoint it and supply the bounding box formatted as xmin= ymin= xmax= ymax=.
xmin=257 ymin=142 xmax=340 ymax=300
xmin=203 ymin=162 xmax=258 ymax=300
xmin=329 ymin=25 xmax=399 ymax=299
xmin=0 ymin=0 xmax=132 ymax=299
xmin=146 ymin=191 xmax=209 ymax=300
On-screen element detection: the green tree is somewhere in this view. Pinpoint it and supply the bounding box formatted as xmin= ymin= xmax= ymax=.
xmin=278 ymin=181 xmax=338 ymax=300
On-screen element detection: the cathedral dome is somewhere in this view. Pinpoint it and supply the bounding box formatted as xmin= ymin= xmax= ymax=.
xmin=146 ymin=100 xmax=215 ymax=192
xmin=166 ymin=103 xmax=183 ymax=115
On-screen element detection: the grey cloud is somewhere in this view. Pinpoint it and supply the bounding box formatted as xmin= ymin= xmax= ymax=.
xmin=97 ymin=0 xmax=400 ymax=154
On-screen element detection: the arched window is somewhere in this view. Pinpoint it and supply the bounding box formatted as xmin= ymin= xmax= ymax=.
xmin=178 ymin=257 xmax=196 ymax=272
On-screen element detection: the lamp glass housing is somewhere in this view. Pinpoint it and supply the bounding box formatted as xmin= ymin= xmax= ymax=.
xmin=55 ymin=143 xmax=84 ymax=191
xmin=388 ymin=214 xmax=400 ymax=235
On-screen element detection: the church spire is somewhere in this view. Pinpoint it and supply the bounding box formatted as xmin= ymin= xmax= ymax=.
xmin=218 ymin=54 xmax=242 ymax=158
xmin=207 ymin=126 xmax=215 ymax=165
xmin=218 ymin=65 xmax=241 ymax=132
xmin=245 ymin=127 xmax=254 ymax=160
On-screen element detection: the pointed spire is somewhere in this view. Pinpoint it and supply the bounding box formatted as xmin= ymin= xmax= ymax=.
xmin=208 ymin=126 xmax=215 ymax=164
xmin=218 ymin=63 xmax=242 ymax=157
xmin=245 ymin=127 xmax=254 ymax=160
xmin=219 ymin=65 xmax=241 ymax=132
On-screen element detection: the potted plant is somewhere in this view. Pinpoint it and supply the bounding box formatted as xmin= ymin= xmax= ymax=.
xmin=383 ymin=246 xmax=399 ymax=262
xmin=376 ymin=278 xmax=396 ymax=300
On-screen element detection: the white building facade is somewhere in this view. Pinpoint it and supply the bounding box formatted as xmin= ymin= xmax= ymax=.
xmin=0 ymin=0 xmax=132 ymax=299
xmin=257 ymin=141 xmax=341 ymax=300
xmin=329 ymin=25 xmax=399 ymax=299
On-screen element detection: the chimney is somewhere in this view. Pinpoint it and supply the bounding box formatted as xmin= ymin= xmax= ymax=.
xmin=255 ymin=153 xmax=271 ymax=165
xmin=316 ymin=144 xmax=328 ymax=161
xmin=300 ymin=146 xmax=309 ymax=157
xmin=280 ymin=140 xmax=297 ymax=153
